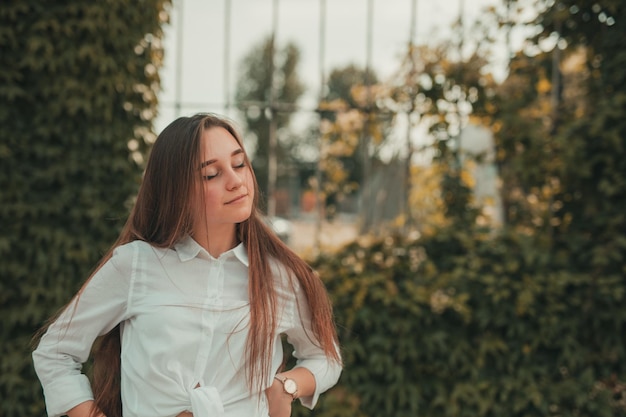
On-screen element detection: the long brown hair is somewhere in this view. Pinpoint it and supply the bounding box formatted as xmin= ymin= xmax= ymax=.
xmin=41 ymin=114 xmax=340 ymax=417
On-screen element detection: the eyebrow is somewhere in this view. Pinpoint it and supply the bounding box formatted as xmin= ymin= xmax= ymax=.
xmin=200 ymin=148 xmax=244 ymax=168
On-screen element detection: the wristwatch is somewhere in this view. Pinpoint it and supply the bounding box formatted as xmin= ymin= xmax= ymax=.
xmin=274 ymin=374 xmax=298 ymax=400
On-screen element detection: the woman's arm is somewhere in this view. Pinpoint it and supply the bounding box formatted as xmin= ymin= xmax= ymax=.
xmin=278 ymin=279 xmax=342 ymax=410
xmin=66 ymin=400 xmax=105 ymax=417
xmin=32 ymin=244 xmax=134 ymax=417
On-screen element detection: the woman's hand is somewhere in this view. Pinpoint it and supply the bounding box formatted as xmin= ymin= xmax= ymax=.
xmin=265 ymin=377 xmax=293 ymax=417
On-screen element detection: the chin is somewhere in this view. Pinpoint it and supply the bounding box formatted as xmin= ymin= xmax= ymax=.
xmin=234 ymin=209 xmax=253 ymax=224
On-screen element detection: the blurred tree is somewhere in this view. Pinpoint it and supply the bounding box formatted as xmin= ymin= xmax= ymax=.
xmin=234 ymin=35 xmax=305 ymax=212
xmin=406 ymin=163 xmax=448 ymax=234
xmin=489 ymin=49 xmax=560 ymax=230
xmin=533 ymin=0 xmax=626 ymax=288
xmin=315 ymin=64 xmax=398 ymax=228
xmin=389 ymin=38 xmax=497 ymax=230
xmin=324 ymin=64 xmax=378 ymax=116
xmin=489 ymin=0 xmax=626 ymax=260
xmin=0 ymin=1 xmax=168 ymax=415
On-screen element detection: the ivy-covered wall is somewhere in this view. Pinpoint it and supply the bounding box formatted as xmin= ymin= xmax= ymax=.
xmin=0 ymin=1 xmax=168 ymax=415
xmin=297 ymin=227 xmax=625 ymax=417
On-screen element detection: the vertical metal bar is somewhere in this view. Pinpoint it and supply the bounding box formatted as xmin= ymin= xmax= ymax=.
xmin=404 ymin=0 xmax=418 ymax=232
xmin=409 ymin=0 xmax=417 ymax=43
xmin=174 ymin=0 xmax=184 ymax=117
xmin=359 ymin=0 xmax=374 ymax=233
xmin=455 ymin=0 xmax=464 ymax=167
xmin=314 ymin=0 xmax=327 ymax=254
xmin=223 ymin=0 xmax=231 ymax=114
xmin=267 ymin=0 xmax=279 ymax=217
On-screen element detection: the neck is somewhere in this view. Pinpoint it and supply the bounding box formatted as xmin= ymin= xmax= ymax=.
xmin=195 ymin=224 xmax=238 ymax=258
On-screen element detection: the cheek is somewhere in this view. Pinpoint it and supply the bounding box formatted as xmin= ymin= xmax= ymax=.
xmin=245 ymin=170 xmax=255 ymax=197
xmin=202 ymin=185 xmax=222 ymax=205
xmin=197 ymin=185 xmax=222 ymax=216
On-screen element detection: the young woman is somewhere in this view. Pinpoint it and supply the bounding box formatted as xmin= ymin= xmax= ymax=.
xmin=33 ymin=113 xmax=342 ymax=417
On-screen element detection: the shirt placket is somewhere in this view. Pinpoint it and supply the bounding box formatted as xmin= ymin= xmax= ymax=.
xmin=192 ymin=258 xmax=225 ymax=387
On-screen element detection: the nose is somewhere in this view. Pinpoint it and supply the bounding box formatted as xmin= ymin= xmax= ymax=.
xmin=226 ymin=168 xmax=243 ymax=190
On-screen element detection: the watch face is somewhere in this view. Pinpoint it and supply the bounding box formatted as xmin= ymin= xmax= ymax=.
xmin=284 ymin=378 xmax=297 ymax=395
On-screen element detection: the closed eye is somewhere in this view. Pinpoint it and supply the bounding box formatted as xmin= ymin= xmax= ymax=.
xmin=203 ymin=162 xmax=245 ymax=181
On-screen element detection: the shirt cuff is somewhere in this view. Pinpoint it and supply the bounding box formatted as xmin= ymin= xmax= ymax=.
xmin=42 ymin=374 xmax=94 ymax=417
xmin=294 ymin=360 xmax=342 ymax=409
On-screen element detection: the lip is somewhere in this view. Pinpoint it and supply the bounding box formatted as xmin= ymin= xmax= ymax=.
xmin=225 ymin=194 xmax=248 ymax=205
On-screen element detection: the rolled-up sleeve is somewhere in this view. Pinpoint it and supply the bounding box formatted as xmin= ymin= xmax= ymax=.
xmin=284 ymin=283 xmax=342 ymax=409
xmin=32 ymin=244 xmax=134 ymax=417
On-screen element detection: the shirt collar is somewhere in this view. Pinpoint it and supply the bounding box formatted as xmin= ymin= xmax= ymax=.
xmin=174 ymin=235 xmax=249 ymax=266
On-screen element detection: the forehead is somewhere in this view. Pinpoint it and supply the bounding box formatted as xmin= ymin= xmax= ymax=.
xmin=200 ymin=126 xmax=242 ymax=157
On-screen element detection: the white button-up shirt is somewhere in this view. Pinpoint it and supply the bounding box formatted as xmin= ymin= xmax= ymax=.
xmin=33 ymin=236 xmax=341 ymax=417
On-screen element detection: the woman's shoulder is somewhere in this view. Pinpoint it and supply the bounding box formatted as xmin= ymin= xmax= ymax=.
xmin=112 ymin=239 xmax=154 ymax=255
xmin=268 ymin=256 xmax=305 ymax=295
xmin=109 ymin=240 xmax=164 ymax=268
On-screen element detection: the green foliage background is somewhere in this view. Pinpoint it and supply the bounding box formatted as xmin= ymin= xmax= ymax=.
xmin=293 ymin=227 xmax=626 ymax=417
xmin=0 ymin=1 xmax=168 ymax=415
xmin=290 ymin=1 xmax=626 ymax=417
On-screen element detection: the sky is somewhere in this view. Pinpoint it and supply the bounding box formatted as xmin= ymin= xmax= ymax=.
xmin=154 ymin=0 xmax=507 ymax=134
